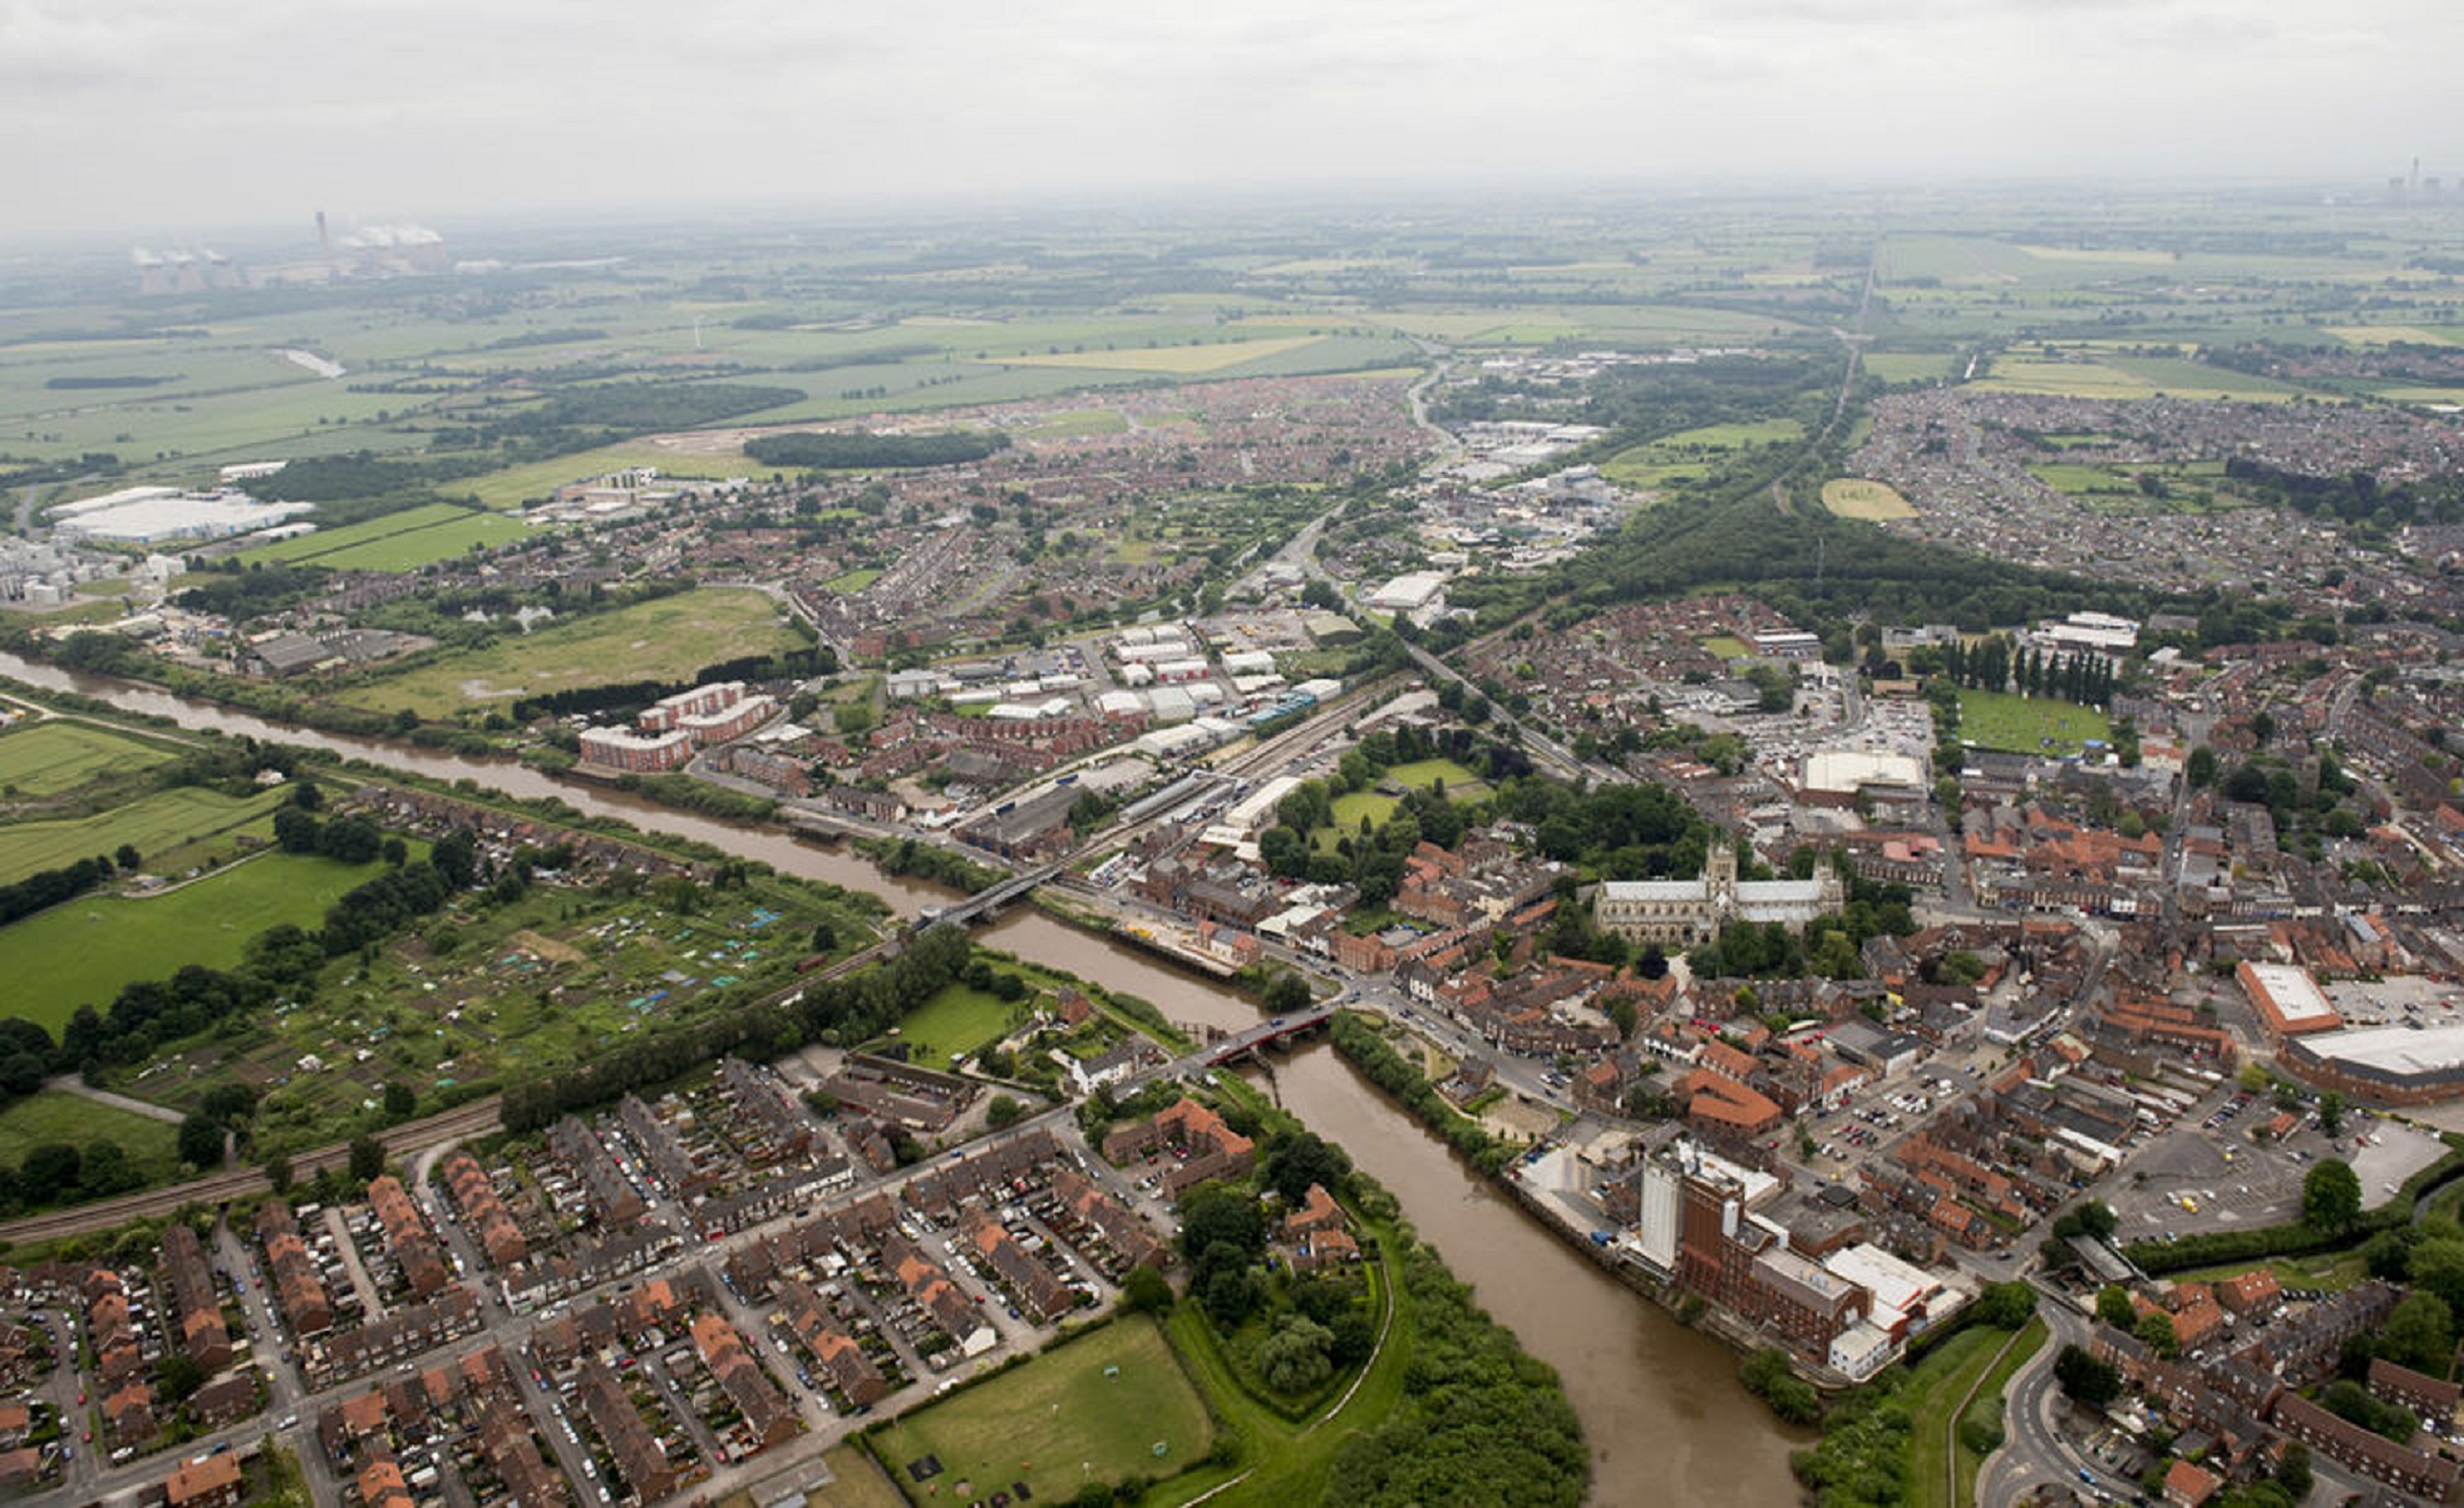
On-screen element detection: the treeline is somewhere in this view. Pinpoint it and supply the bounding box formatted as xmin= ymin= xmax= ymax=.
xmin=0 ymin=855 xmax=115 ymax=926
xmin=172 ymin=563 xmax=330 ymax=620
xmin=508 ymin=645 xmax=834 ymax=722
xmin=1330 ymin=1011 xmax=1512 ymax=1174
xmin=1930 ymin=633 xmax=2116 ymax=708
xmin=502 ymin=925 xmax=972 ymax=1131
xmin=46 ymin=375 xmax=174 ymax=389
xmin=534 ymin=381 xmax=801 ymax=432
xmin=2123 ymin=1139 xmax=2464 ymax=1274
xmin=1453 ymin=485 xmax=2141 ymax=651
xmin=851 ymin=837 xmax=1003 ymax=894
xmin=1322 ymin=1239 xmax=1588 ymax=1508
xmin=744 ymin=431 xmax=1010 ymax=470
xmin=2225 ymin=456 xmax=2464 ymax=528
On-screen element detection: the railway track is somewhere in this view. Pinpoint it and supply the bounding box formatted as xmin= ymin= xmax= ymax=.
xmin=0 ymin=1096 xmax=505 ymax=1247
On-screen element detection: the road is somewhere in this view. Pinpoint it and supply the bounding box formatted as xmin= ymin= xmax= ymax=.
xmin=39 ymin=1074 xmax=183 ymax=1126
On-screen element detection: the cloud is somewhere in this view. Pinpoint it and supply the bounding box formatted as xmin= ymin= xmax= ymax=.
xmin=0 ymin=0 xmax=2457 ymax=236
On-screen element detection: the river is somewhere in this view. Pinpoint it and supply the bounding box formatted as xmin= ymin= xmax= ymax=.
xmin=0 ymin=651 xmax=1806 ymax=1504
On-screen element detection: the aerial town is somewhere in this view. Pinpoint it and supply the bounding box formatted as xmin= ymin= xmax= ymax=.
xmin=5 ymin=185 xmax=2464 ymax=1508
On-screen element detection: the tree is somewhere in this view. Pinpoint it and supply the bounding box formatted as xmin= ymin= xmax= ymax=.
xmin=1977 ymin=1281 xmax=2037 ymax=1330
xmin=1120 ymin=1265 xmax=1172 ymax=1315
xmin=2187 ymin=745 xmax=2219 ymax=788
xmin=156 ymin=1352 xmax=206 ymax=1402
xmin=2134 ymin=1309 xmax=2180 ymax=1359
xmin=1254 ymin=1314 xmax=1336 ymax=1394
xmin=348 ymin=1134 xmax=386 ymax=1185
xmin=986 ymin=1094 xmax=1025 ymax=1130
xmin=2276 ymin=1441 xmax=2312 ymax=1501
xmin=22 ymin=1142 xmax=79 ymax=1193
xmin=264 ymin=1153 xmax=294 ymax=1193
xmin=2096 ymin=1285 xmax=2137 ymax=1329
xmin=2317 ymin=1090 xmax=2345 ymax=1136
xmin=2303 ymin=1158 xmax=2362 ymax=1234
xmin=176 ymin=1113 xmax=225 ymax=1170
xmin=2053 ymin=1343 xmax=2121 ymax=1408
xmin=1262 ymin=971 xmax=1313 ymax=1016
xmin=381 ymin=1081 xmax=416 ymax=1119
xmin=114 ymin=843 xmax=141 ymax=871
xmin=1262 ymin=1130 xmax=1351 ymax=1205
xmin=1178 ymin=1184 xmax=1265 ymax=1262
xmin=2380 ymin=1291 xmax=2454 ymax=1374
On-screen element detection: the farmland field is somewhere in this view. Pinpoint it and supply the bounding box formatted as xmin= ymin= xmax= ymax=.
xmin=1957 ymin=688 xmax=2109 ymax=756
xmin=338 ymin=588 xmax=799 ymax=717
xmin=0 ymin=786 xmax=286 ymax=885
xmin=1004 ymin=335 xmax=1324 ymax=375
xmin=1861 ymin=352 xmax=1958 ymax=383
xmin=867 ymin=1317 xmax=1211 ymax=1506
xmin=0 ymin=849 xmax=391 ymax=1031
xmin=242 ymin=502 xmax=531 ymax=570
xmin=298 ymin=510 xmax=531 ymax=571
xmin=0 ymin=720 xmax=176 ymax=798
xmin=1820 ymin=479 xmax=1918 ymax=520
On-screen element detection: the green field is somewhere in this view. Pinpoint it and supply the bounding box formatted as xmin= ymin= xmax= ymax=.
xmin=1701 ymin=635 xmax=1751 ymax=660
xmin=0 ymin=1093 xmax=181 ymax=1185
xmin=1820 ymin=478 xmax=1918 ymax=520
xmin=459 ymin=443 xmax=757 ymax=510
xmin=824 ymin=569 xmax=883 ymax=593
xmin=1384 ymin=759 xmax=1479 ymax=792
xmin=867 ymin=1317 xmax=1211 ymax=1503
xmin=242 ymin=503 xmax=531 ymax=571
xmin=1862 ymin=352 xmax=1958 ymax=384
xmin=339 ymin=587 xmax=799 ymax=717
xmin=0 ymin=720 xmax=176 ymax=798
xmin=1957 ymin=688 xmax=2109 ymax=756
xmin=1326 ymin=790 xmax=1398 ymax=836
xmin=2173 ymin=1250 xmax=2368 ymax=1294
xmin=0 ymin=785 xmax=285 ymax=886
xmin=894 ymin=983 xmax=1022 ymax=1068
xmin=1604 ymin=418 xmax=1804 ymax=489
xmin=0 ymin=849 xmax=391 ymax=1031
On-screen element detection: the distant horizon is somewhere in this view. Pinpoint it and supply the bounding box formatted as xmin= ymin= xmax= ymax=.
xmin=12 ymin=169 xmax=2464 ymax=264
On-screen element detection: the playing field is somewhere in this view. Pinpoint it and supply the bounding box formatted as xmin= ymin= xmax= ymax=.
xmin=1820 ymin=478 xmax=1918 ymax=520
xmin=0 ymin=786 xmax=285 ymax=886
xmin=824 ymin=569 xmax=882 ymax=593
xmin=868 ymin=1317 xmax=1211 ymax=1505
xmin=1330 ymin=790 xmax=1399 ymax=831
xmin=1385 ymin=758 xmax=1478 ymax=791
xmin=339 ymin=587 xmax=799 ymax=717
xmin=0 ymin=849 xmax=390 ymax=1031
xmin=895 ymin=983 xmax=1020 ymax=1068
xmin=1004 ymin=336 xmax=1324 ymax=374
xmin=1957 ymin=688 xmax=2109 ymax=756
xmin=0 ymin=720 xmax=176 ymax=798
xmin=0 ymin=1093 xmax=181 ymax=1184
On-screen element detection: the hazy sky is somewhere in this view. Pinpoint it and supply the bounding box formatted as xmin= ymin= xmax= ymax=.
xmin=5 ymin=0 xmax=2458 ymax=241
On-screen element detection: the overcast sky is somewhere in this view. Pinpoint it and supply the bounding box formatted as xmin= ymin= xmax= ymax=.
xmin=4 ymin=0 xmax=2458 ymax=243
